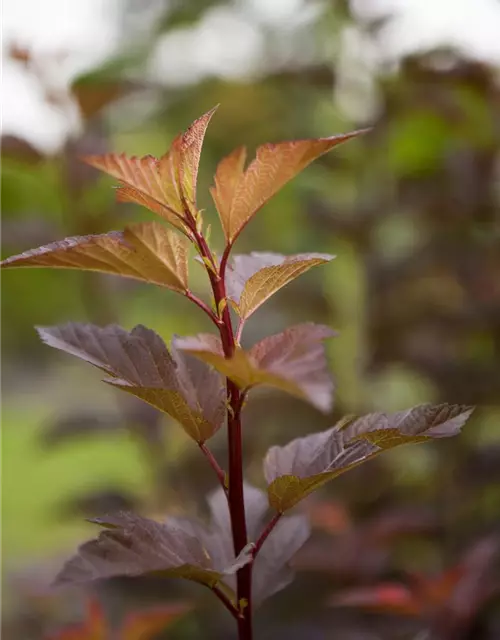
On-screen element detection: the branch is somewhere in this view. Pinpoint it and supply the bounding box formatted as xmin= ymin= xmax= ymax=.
xmin=189 ymin=221 xmax=253 ymax=639
xmin=219 ymin=242 xmax=232 ymax=283
xmin=253 ymin=513 xmax=282 ymax=558
xmin=199 ymin=442 xmax=228 ymax=496
xmin=185 ymin=290 xmax=221 ymax=326
xmin=212 ymin=585 xmax=239 ymax=619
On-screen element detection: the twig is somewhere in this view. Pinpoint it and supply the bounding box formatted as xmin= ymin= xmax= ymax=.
xmin=199 ymin=443 xmax=228 ymax=496
xmin=185 ymin=290 xmax=221 ymax=326
xmin=253 ymin=513 xmax=282 ymax=557
xmin=212 ymin=585 xmax=239 ymax=619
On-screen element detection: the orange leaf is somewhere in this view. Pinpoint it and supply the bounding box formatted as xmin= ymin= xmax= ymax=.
xmin=210 ymin=146 xmax=246 ymax=236
xmin=211 ymin=131 xmax=367 ymax=243
xmin=1 ymin=222 xmax=190 ymax=292
xmin=330 ymin=584 xmax=421 ymax=616
xmin=86 ymin=153 xmax=186 ymax=229
xmin=174 ymin=105 xmax=218 ymax=206
xmin=49 ymin=598 xmax=106 ymax=640
xmin=122 ymin=602 xmax=191 ymax=640
xmin=85 ymin=106 xmax=217 ymax=227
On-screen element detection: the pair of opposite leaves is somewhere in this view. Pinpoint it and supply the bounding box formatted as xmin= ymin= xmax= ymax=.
xmin=34 ymin=321 xmax=473 ymax=513
xmin=54 ymin=393 xmax=472 ymax=607
xmin=0 ymin=104 xmax=357 ymax=322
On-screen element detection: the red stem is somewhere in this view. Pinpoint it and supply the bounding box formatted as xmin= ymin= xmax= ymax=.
xmin=199 ymin=442 xmax=227 ymax=495
xmin=185 ymin=290 xmax=220 ymax=326
xmin=212 ymin=585 xmax=239 ymax=619
xmin=219 ymin=242 xmax=232 ymax=283
xmin=190 ymin=224 xmax=252 ymax=640
xmin=253 ymin=513 xmax=282 ymax=557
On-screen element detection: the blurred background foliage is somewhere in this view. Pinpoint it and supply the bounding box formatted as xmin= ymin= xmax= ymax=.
xmin=2 ymin=0 xmax=500 ymax=638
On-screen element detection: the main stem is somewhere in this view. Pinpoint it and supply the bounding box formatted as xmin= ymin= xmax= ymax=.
xmin=193 ymin=228 xmax=253 ymax=639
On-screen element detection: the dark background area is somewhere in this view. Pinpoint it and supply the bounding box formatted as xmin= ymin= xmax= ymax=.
xmin=2 ymin=1 xmax=500 ymax=638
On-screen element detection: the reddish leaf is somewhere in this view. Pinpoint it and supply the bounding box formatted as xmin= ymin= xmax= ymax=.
xmin=253 ymin=513 xmax=310 ymax=603
xmin=49 ymin=598 xmax=191 ymax=640
xmin=330 ymin=539 xmax=499 ymax=622
xmin=210 ymin=131 xmax=367 ymax=244
xmin=175 ymin=323 xmax=337 ymax=412
xmin=121 ymin=602 xmax=191 ymax=640
xmin=85 ymin=107 xmax=217 ymax=227
xmin=304 ymin=501 xmax=352 ymax=534
xmin=72 ymin=80 xmax=134 ymax=120
xmin=264 ymin=404 xmax=473 ymax=511
xmin=329 ymin=584 xmax=421 ymax=616
xmin=210 ymin=146 xmax=246 ymax=239
xmin=206 ymin=484 xmax=310 ymax=604
xmin=54 ymin=511 xmax=233 ymax=596
xmin=1 ymin=134 xmax=44 ymax=164
xmin=0 ymin=222 xmax=190 ymax=293
xmin=56 ymin=485 xmax=308 ymax=608
xmin=37 ymin=323 xmax=225 ymax=442
xmin=49 ymin=598 xmax=106 ymax=640
xmin=226 ymin=252 xmax=334 ymax=320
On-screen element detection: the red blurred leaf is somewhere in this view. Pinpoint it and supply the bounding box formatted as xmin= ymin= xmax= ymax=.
xmin=49 ymin=598 xmax=105 ymax=640
xmin=49 ymin=598 xmax=191 ymax=640
xmin=71 ymin=80 xmax=133 ymax=120
xmin=121 ymin=602 xmax=192 ymax=640
xmin=304 ymin=501 xmax=352 ymax=534
xmin=1 ymin=134 xmax=44 ymax=164
xmin=330 ymin=583 xmax=421 ymax=616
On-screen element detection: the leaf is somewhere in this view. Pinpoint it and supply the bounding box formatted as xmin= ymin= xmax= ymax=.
xmin=55 ymin=484 xmax=309 ymax=608
xmin=55 ymin=511 xmax=231 ymax=594
xmin=0 ymin=222 xmax=190 ymax=293
xmin=205 ymin=484 xmax=311 ymax=604
xmin=1 ymin=134 xmax=45 ymax=164
xmin=253 ymin=513 xmax=311 ymax=603
xmin=49 ymin=598 xmax=106 ymax=640
xmin=49 ymin=598 xmax=191 ymax=640
xmin=264 ymin=404 xmax=474 ymax=512
xmin=226 ymin=252 xmax=334 ymax=320
xmin=71 ymin=79 xmax=134 ymax=120
xmin=175 ymin=323 xmax=336 ymax=412
xmin=85 ymin=106 xmax=217 ymax=225
xmin=37 ymin=323 xmax=225 ymax=442
xmin=174 ymin=106 xmax=218 ymax=206
xmin=121 ymin=602 xmax=192 ymax=640
xmin=329 ymin=584 xmax=420 ymax=616
xmin=210 ymin=131 xmax=367 ymax=243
